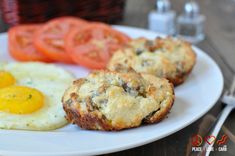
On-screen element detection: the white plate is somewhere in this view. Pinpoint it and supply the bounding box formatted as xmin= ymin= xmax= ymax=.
xmin=0 ymin=26 xmax=224 ymax=156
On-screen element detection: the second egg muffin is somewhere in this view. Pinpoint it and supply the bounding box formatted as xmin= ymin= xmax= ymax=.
xmin=108 ymin=37 xmax=196 ymax=85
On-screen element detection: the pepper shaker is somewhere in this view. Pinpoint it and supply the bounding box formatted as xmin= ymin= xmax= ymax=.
xmin=148 ymin=0 xmax=176 ymax=35
xmin=176 ymin=0 xmax=205 ymax=43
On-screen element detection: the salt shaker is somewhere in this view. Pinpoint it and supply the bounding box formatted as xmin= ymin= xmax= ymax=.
xmin=148 ymin=0 xmax=176 ymax=35
xmin=176 ymin=0 xmax=205 ymax=43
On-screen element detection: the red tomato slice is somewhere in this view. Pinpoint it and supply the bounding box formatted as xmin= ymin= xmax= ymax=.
xmin=33 ymin=17 xmax=88 ymax=63
xmin=8 ymin=25 xmax=52 ymax=62
xmin=65 ymin=23 xmax=131 ymax=69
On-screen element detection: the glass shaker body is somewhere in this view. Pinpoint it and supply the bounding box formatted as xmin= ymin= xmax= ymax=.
xmin=148 ymin=10 xmax=176 ymax=35
xmin=177 ymin=14 xmax=205 ymax=43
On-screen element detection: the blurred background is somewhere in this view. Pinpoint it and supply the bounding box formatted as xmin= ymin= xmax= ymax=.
xmin=0 ymin=0 xmax=127 ymax=31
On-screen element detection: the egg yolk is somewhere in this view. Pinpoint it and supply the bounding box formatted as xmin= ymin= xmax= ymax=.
xmin=0 ymin=86 xmax=44 ymax=114
xmin=0 ymin=71 xmax=16 ymax=88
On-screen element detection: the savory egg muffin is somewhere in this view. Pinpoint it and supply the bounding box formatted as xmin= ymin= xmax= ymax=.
xmin=108 ymin=37 xmax=196 ymax=85
xmin=62 ymin=70 xmax=174 ymax=131
xmin=0 ymin=62 xmax=74 ymax=130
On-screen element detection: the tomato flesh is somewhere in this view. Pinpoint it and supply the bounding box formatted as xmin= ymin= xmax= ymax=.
xmin=34 ymin=17 xmax=88 ymax=63
xmin=65 ymin=23 xmax=131 ymax=69
xmin=8 ymin=25 xmax=52 ymax=62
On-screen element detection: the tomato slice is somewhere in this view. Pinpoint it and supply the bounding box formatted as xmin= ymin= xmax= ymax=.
xmin=8 ymin=25 xmax=52 ymax=62
xmin=65 ymin=23 xmax=131 ymax=69
xmin=33 ymin=17 xmax=88 ymax=63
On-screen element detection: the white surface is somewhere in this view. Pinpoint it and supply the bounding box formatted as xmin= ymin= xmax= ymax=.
xmin=0 ymin=26 xmax=224 ymax=156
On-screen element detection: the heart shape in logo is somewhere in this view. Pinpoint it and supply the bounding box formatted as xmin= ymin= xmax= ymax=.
xmin=205 ymin=135 xmax=216 ymax=145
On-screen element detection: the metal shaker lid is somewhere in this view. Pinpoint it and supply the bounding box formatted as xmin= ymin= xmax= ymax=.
xmin=156 ymin=0 xmax=171 ymax=13
xmin=184 ymin=1 xmax=200 ymax=18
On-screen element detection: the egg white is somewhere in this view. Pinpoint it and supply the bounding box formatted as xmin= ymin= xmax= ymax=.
xmin=0 ymin=62 xmax=75 ymax=131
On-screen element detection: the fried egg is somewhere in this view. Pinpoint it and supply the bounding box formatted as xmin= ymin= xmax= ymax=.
xmin=0 ymin=62 xmax=74 ymax=130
